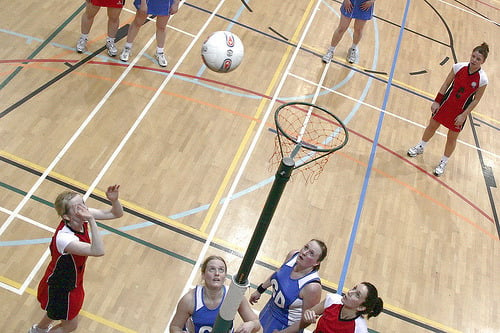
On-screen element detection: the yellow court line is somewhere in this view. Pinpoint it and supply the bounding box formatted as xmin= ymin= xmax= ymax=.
xmin=0 ymin=276 xmax=137 ymax=333
xmin=198 ymin=0 xmax=319 ymax=233
xmin=2 ymin=150 xmax=465 ymax=332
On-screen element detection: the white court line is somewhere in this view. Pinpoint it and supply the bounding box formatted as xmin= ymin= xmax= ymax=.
xmin=437 ymin=0 xmax=499 ymax=25
xmin=288 ymin=71 xmax=500 ymax=160
xmin=0 ymin=206 xmax=55 ymax=233
xmin=165 ymin=0 xmax=324 ymax=331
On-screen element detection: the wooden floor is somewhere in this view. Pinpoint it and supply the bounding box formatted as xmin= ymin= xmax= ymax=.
xmin=1 ymin=0 xmax=499 ymax=332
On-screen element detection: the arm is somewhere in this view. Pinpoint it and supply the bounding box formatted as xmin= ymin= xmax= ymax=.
xmin=235 ymin=298 xmax=261 ymax=333
xmin=300 ymin=299 xmax=326 ymax=329
xmin=431 ymin=68 xmax=455 ymax=114
xmin=279 ymin=282 xmax=322 ymax=333
xmin=65 ymin=204 xmax=105 ymax=257
xmin=170 ymin=290 xmax=195 ymax=333
xmin=249 ymin=250 xmax=297 ymax=304
xmin=170 ymin=0 xmax=181 ymax=15
xmin=454 ymin=84 xmax=487 ymax=127
xmin=89 ymin=185 xmax=123 ymax=220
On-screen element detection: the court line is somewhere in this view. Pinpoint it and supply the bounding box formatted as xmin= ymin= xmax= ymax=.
xmin=1 ymin=163 xmax=483 ymax=332
xmin=337 ymin=0 xmax=411 ymax=293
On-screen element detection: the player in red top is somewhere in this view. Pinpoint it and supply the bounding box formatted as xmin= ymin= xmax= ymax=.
xmin=407 ymin=42 xmax=489 ymax=176
xmin=29 ymin=185 xmax=123 ymax=333
xmin=300 ymin=282 xmax=383 ymax=333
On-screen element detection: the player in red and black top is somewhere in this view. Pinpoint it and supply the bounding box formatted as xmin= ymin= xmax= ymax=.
xmin=29 ymin=185 xmax=123 ymax=333
xmin=407 ymin=42 xmax=489 ymax=176
xmin=300 ymin=282 xmax=383 ymax=333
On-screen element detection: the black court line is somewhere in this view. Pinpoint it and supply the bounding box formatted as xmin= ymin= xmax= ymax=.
xmin=268 ymin=27 xmax=289 ymax=41
xmin=364 ymin=69 xmax=388 ymax=75
xmin=0 ymin=156 xmax=460 ymax=332
xmin=409 ymin=70 xmax=428 ymax=75
xmin=0 ymin=24 xmax=129 ymax=119
xmin=439 ymin=56 xmax=449 ymax=66
xmin=240 ymin=0 xmax=253 ymax=12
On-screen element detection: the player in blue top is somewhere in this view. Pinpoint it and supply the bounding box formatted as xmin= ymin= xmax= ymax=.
xmin=322 ymin=0 xmax=376 ymax=64
xmin=170 ymin=256 xmax=261 ymax=333
xmin=249 ymin=239 xmax=328 ymax=333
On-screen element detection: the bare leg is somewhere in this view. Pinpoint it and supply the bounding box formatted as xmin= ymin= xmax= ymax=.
xmin=443 ymin=130 xmax=460 ymax=158
xmin=155 ymin=15 xmax=171 ymax=49
xmin=329 ymin=14 xmax=352 ymax=47
xmin=106 ymin=7 xmax=122 ymax=38
xmin=352 ymin=19 xmax=368 ymax=45
xmin=126 ymin=9 xmax=148 ymax=44
xmin=421 ymin=118 xmax=441 ymax=142
xmin=80 ymin=2 xmax=100 ymax=35
xmin=34 ymin=313 xmax=53 ymax=330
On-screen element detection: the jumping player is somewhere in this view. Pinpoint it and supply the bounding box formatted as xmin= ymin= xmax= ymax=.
xmin=300 ymin=282 xmax=383 ymax=333
xmin=29 ymin=185 xmax=123 ymax=333
xmin=249 ymin=239 xmax=328 ymax=333
xmin=407 ymin=43 xmax=489 ymax=176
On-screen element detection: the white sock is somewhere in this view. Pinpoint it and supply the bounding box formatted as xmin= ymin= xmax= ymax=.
xmin=419 ymin=140 xmax=428 ymax=148
xmin=328 ymin=46 xmax=336 ymax=52
xmin=157 ymin=47 xmax=164 ymax=54
xmin=106 ymin=36 xmax=115 ymax=43
xmin=440 ymin=156 xmax=449 ymax=164
xmin=125 ymin=42 xmax=133 ymax=49
xmin=351 ymin=43 xmax=358 ymax=49
xmin=80 ymin=33 xmax=88 ymax=40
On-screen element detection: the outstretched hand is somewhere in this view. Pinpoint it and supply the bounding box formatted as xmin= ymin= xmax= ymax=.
xmin=105 ymin=184 xmax=120 ymax=202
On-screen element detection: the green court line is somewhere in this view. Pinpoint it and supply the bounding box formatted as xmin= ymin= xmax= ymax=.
xmin=0 ymin=3 xmax=86 ymax=90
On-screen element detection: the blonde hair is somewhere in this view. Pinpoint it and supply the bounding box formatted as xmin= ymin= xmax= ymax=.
xmin=54 ymin=191 xmax=78 ymax=217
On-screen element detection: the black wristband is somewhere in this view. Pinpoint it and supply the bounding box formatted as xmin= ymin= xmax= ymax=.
xmin=257 ymin=283 xmax=267 ymax=294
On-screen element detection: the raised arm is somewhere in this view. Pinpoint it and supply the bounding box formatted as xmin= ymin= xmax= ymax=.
xmin=90 ymin=184 xmax=123 ymax=220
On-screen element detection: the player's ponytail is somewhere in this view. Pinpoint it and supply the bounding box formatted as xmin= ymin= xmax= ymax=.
xmin=473 ymin=42 xmax=489 ymax=60
xmin=359 ymin=282 xmax=384 ymax=319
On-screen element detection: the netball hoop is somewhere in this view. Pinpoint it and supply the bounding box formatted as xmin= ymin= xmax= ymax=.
xmin=212 ymin=102 xmax=348 ymax=333
xmin=270 ymin=101 xmax=349 ymax=182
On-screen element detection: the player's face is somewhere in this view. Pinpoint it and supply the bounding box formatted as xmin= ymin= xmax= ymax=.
xmin=297 ymin=241 xmax=322 ymax=267
xmin=341 ymin=283 xmax=368 ymax=310
xmin=469 ymin=50 xmax=485 ymax=70
xmin=64 ymin=195 xmax=87 ymax=227
xmin=203 ymin=259 xmax=227 ymax=288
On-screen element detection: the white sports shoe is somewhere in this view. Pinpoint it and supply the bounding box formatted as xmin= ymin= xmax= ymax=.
xmin=346 ymin=46 xmax=359 ymax=64
xmin=433 ymin=160 xmax=447 ymax=176
xmin=407 ymin=144 xmax=424 ymax=157
xmin=120 ymin=47 xmax=131 ymax=62
xmin=76 ymin=36 xmax=87 ymax=53
xmin=322 ymin=49 xmax=334 ymax=63
xmin=156 ymin=52 xmax=167 ymax=67
xmin=29 ymin=324 xmax=52 ymax=333
xmin=106 ymin=40 xmax=118 ymax=57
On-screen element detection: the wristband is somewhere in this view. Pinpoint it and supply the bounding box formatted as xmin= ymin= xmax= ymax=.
xmin=434 ymin=93 xmax=444 ymax=104
xmin=257 ymin=283 xmax=267 ymax=294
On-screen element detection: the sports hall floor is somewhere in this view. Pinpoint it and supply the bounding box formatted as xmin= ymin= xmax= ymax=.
xmin=0 ymin=0 xmax=498 ymax=332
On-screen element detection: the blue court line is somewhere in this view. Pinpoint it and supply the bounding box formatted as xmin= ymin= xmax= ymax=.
xmin=337 ymin=0 xmax=412 ymax=293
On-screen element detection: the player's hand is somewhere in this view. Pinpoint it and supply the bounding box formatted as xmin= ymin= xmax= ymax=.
xmin=249 ymin=291 xmax=261 ymax=305
xmin=234 ymin=322 xmax=255 ymax=333
xmin=343 ymin=0 xmax=354 ymax=12
xmin=430 ymin=101 xmax=440 ymax=114
xmin=105 ymin=184 xmax=120 ymax=202
xmin=302 ymin=309 xmax=318 ymax=324
xmin=75 ymin=204 xmax=93 ymax=223
xmin=361 ymin=0 xmax=375 ymax=10
xmin=454 ymin=113 xmax=466 ymax=127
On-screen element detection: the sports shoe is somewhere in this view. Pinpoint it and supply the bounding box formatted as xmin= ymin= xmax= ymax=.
xmin=433 ymin=160 xmax=447 ymax=176
xmin=155 ymin=52 xmax=167 ymax=67
xmin=29 ymin=324 xmax=52 ymax=333
xmin=120 ymin=47 xmax=131 ymax=62
xmin=407 ymin=144 xmax=424 ymax=157
xmin=76 ymin=36 xmax=88 ymax=53
xmin=106 ymin=40 xmax=118 ymax=57
xmin=346 ymin=46 xmax=359 ymax=64
xmin=322 ymin=49 xmax=334 ymax=63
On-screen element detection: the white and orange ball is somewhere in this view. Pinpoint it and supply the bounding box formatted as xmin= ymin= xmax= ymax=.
xmin=201 ymin=31 xmax=244 ymax=73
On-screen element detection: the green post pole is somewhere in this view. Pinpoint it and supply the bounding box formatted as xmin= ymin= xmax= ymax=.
xmin=212 ymin=157 xmax=295 ymax=333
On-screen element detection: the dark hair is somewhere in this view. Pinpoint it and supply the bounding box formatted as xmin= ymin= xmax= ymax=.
xmin=473 ymin=42 xmax=489 ymax=60
xmin=311 ymin=239 xmax=328 ymax=271
xmin=201 ymin=255 xmax=227 ymax=274
xmin=358 ymin=282 xmax=383 ymax=319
